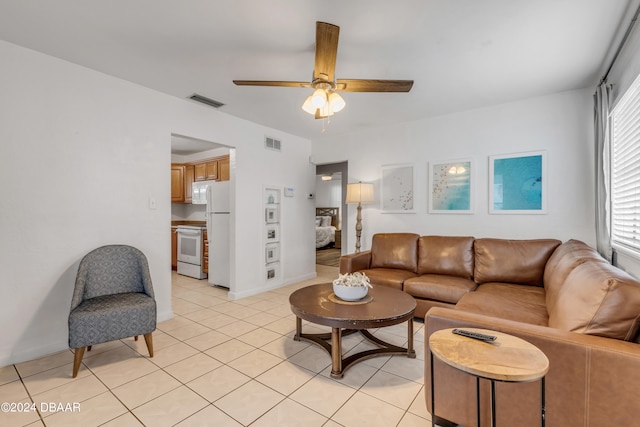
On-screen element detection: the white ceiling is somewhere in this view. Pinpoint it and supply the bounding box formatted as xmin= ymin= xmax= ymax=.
xmin=0 ymin=1 xmax=636 ymax=142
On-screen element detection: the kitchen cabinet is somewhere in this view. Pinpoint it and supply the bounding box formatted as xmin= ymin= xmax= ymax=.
xmin=194 ymin=160 xmax=218 ymax=182
xmin=184 ymin=164 xmax=194 ymax=203
xmin=171 ymin=164 xmax=186 ymax=203
xmin=171 ymin=228 xmax=178 ymax=270
xmin=218 ymin=156 xmax=230 ymax=181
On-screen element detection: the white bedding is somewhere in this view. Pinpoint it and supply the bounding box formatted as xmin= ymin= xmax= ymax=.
xmin=315 ymin=225 xmax=336 ymax=248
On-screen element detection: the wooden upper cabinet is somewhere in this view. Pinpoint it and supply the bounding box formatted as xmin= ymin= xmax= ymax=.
xmin=184 ymin=164 xmax=194 ymax=203
xmin=218 ymin=156 xmax=230 ymax=181
xmin=171 ymin=164 xmax=186 ymax=203
xmin=194 ymin=163 xmax=206 ymax=182
xmin=205 ymin=161 xmax=218 ymax=180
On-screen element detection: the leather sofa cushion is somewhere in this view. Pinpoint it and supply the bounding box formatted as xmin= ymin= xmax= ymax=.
xmin=548 ymin=260 xmax=640 ymax=341
xmin=474 ymin=238 xmax=561 ymax=286
xmin=370 ymin=233 xmax=420 ymax=273
xmin=417 ymin=236 xmax=474 ymax=278
xmin=455 ymin=282 xmax=548 ymax=326
xmin=359 ymin=268 xmax=418 ymax=290
xmin=404 ymin=274 xmax=476 ymax=304
xmin=544 ymin=239 xmax=607 ymax=315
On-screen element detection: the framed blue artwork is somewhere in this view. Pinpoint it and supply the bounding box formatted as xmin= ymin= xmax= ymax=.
xmin=489 ymin=151 xmax=547 ymax=214
xmin=429 ymin=159 xmax=473 ymax=214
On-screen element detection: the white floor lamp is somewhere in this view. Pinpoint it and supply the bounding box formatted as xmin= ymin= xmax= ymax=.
xmin=345 ymin=182 xmax=374 ymax=253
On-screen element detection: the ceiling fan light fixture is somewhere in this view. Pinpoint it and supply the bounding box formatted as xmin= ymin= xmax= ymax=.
xmin=302 ymin=96 xmax=317 ymax=115
xmin=311 ymin=88 xmax=328 ymax=108
xmin=328 ymin=92 xmax=345 ymax=113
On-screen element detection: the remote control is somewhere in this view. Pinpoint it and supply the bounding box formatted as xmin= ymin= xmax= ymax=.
xmin=452 ymin=329 xmax=497 ymax=342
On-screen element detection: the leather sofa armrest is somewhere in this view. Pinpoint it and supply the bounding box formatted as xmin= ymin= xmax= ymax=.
xmin=424 ymin=307 xmax=640 ymax=427
xmin=339 ymin=250 xmax=372 ymax=274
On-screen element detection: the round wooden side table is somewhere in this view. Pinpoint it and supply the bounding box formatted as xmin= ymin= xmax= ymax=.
xmin=429 ymin=328 xmax=549 ymax=427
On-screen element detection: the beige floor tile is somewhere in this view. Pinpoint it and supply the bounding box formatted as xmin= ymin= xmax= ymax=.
xmin=164 ymin=353 xmax=222 ymax=383
xmin=44 ymin=391 xmax=128 ymax=427
xmin=287 ymin=345 xmax=332 ymax=373
xmin=214 ymin=380 xmax=284 ymax=425
xmin=172 ymin=299 xmax=206 ymax=315
xmin=204 ymin=339 xmax=254 ymax=364
xmin=21 ymin=363 xmax=90 ymax=396
xmin=227 ymin=349 xmax=282 ymax=378
xmin=76 ymin=340 xmax=126 ymax=359
xmin=256 ymin=361 xmax=315 ymax=395
xmin=398 ymin=411 xmax=432 ymax=427
xmin=0 ymin=365 xmax=19 ymax=386
xmin=263 ymin=317 xmax=297 ymax=335
xmin=289 ymin=374 xmax=356 ymax=417
xmin=236 ymin=328 xmax=281 ymax=348
xmin=319 ymin=360 xmax=379 ymax=390
xmin=260 ymin=335 xmax=309 ymax=360
xmin=332 ymin=391 xmax=405 ymax=427
xmin=408 ymin=385 xmax=430 ymax=419
xmin=251 ymin=398 xmax=327 ymax=427
xmin=183 ymin=330 xmax=231 ymax=351
xmin=15 ymin=350 xmax=72 ymax=378
xmin=243 ymin=311 xmax=282 ymax=327
xmin=186 ymin=365 xmax=250 ymax=402
xmin=247 ymin=299 xmax=283 ymax=312
xmin=360 ymin=370 xmax=422 ymax=410
xmin=122 ymin=331 xmax=179 ymax=353
xmin=34 ymin=374 xmax=107 ymax=408
xmin=157 ymin=315 xmax=195 ymax=332
xmin=216 ymin=319 xmax=258 ymax=337
xmin=174 ymin=404 xmax=242 ymax=427
xmin=111 ymin=369 xmax=181 ymax=409
xmin=266 ymin=304 xmax=295 ymax=317
xmin=100 ymin=411 xmax=145 ymax=426
xmin=163 ymin=323 xmax=211 ymax=341
xmin=0 ymin=379 xmax=29 ymax=402
xmin=89 ymin=354 xmax=159 ymax=389
xmin=0 ymin=397 xmax=41 ymax=427
xmin=149 ymin=342 xmax=200 ymax=368
xmin=381 ymin=354 xmax=424 ymax=383
xmin=197 ymin=313 xmax=237 ymax=329
xmin=81 ymin=345 xmax=142 ymax=371
xmin=181 ymin=308 xmax=219 ymax=322
xmin=132 ymin=385 xmax=208 ymax=427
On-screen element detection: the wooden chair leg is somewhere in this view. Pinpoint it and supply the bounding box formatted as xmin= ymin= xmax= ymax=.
xmin=143 ymin=333 xmax=154 ymax=357
xmin=87 ymin=345 xmax=92 ymax=352
xmin=72 ymin=347 xmax=86 ymax=378
xmin=134 ymin=336 xmax=139 ymax=341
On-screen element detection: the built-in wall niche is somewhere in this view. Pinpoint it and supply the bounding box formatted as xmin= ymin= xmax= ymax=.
xmin=263 ymin=186 xmax=282 ymax=285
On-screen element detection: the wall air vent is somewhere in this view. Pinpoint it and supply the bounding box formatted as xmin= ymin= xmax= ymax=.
xmin=265 ymin=136 xmax=281 ymax=152
xmin=188 ymin=94 xmax=225 ymax=108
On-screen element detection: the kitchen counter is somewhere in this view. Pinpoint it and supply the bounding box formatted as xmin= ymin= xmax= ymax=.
xmin=171 ymin=221 xmax=206 ymax=228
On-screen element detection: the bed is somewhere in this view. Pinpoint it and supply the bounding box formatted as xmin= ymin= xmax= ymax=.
xmin=315 ymin=207 xmax=339 ymax=249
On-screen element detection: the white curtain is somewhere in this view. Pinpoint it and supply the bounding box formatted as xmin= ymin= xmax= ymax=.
xmin=594 ymin=83 xmax=612 ymax=262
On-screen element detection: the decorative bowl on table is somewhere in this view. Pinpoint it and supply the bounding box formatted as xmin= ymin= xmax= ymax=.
xmin=332 ymin=272 xmax=372 ymax=301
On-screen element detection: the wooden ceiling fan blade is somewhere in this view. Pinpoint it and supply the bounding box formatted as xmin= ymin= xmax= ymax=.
xmin=233 ymin=80 xmax=310 ymax=88
xmin=336 ymin=79 xmax=414 ymax=92
xmin=314 ymin=22 xmax=340 ymax=82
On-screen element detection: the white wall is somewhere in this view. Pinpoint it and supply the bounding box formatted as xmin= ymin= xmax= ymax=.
xmin=0 ymin=41 xmax=316 ymax=366
xmin=312 ymin=89 xmax=596 ymax=252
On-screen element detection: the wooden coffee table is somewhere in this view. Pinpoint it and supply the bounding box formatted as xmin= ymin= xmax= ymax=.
xmin=289 ymin=283 xmax=416 ymax=378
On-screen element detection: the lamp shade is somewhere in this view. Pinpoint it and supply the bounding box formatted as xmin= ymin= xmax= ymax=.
xmin=345 ymin=182 xmax=374 ymax=205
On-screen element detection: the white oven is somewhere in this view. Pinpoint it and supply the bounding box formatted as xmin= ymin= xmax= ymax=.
xmin=176 ymin=226 xmax=206 ymax=279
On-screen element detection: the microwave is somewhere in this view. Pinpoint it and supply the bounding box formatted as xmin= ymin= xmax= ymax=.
xmin=191 ymin=180 xmax=215 ymax=204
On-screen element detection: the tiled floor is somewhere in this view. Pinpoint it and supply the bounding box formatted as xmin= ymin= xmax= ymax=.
xmin=0 ymin=265 xmax=431 ymax=427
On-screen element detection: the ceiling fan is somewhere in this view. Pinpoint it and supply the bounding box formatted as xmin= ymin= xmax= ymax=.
xmin=233 ymin=21 xmax=414 ymax=120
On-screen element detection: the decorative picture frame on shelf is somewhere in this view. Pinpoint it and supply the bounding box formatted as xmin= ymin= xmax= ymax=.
xmin=264 ymin=187 xmax=280 ymax=205
xmin=266 ymin=224 xmax=280 ymax=243
xmin=429 ymin=159 xmax=473 ymax=214
xmin=489 ymin=150 xmax=547 ymax=214
xmin=381 ymin=163 xmax=415 ymax=213
xmin=265 ymin=243 xmax=280 ymax=263
xmin=266 ymin=262 xmax=280 ymax=281
xmin=265 ymin=206 xmax=280 ymax=223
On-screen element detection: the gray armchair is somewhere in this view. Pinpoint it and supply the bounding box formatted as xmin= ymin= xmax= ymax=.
xmin=68 ymin=245 xmax=156 ymax=377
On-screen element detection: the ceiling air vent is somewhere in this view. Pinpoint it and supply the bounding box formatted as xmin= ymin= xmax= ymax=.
xmin=265 ymin=136 xmax=281 ymax=152
xmin=189 ymin=93 xmax=225 ymax=108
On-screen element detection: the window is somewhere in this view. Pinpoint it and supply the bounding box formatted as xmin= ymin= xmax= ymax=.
xmin=611 ymin=73 xmax=640 ymax=254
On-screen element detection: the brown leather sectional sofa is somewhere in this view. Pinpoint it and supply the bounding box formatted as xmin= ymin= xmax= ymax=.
xmin=340 ymin=233 xmax=640 ymax=426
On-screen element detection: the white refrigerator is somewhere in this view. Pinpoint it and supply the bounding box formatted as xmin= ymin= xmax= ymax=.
xmin=205 ymin=181 xmax=230 ymax=288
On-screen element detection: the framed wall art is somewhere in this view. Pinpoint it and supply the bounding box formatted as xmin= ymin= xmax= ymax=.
xmin=381 ymin=163 xmax=415 ymax=213
xmin=489 ymin=151 xmax=547 ymax=214
xmin=429 ymin=159 xmax=473 ymax=214
xmin=265 ymin=206 xmax=280 ymax=223
xmin=266 ymin=223 xmax=280 ymax=243
xmin=265 ymin=243 xmax=280 ymax=263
